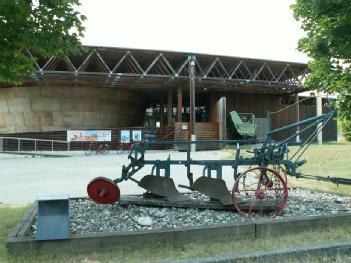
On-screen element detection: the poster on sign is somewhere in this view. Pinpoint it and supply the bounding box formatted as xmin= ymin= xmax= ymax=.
xmin=143 ymin=131 xmax=156 ymax=142
xmin=120 ymin=130 xmax=130 ymax=143
xmin=67 ymin=130 xmax=111 ymax=142
xmin=132 ymin=130 xmax=142 ymax=142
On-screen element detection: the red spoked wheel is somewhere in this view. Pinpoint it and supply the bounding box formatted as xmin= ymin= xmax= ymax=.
xmin=232 ymin=167 xmax=288 ymax=217
xmin=87 ymin=177 xmax=120 ymax=204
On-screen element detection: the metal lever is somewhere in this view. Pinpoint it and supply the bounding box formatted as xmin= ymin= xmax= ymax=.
xmin=301 ymin=174 xmax=351 ymax=186
xmin=328 ymin=177 xmax=351 ymax=186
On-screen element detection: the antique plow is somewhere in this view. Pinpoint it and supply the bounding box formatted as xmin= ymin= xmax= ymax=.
xmin=87 ymin=110 xmax=351 ymax=216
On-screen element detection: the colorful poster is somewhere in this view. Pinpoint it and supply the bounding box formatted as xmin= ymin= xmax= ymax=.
xmin=132 ymin=130 xmax=142 ymax=142
xmin=143 ymin=131 xmax=156 ymax=142
xmin=67 ymin=130 xmax=111 ymax=142
xmin=120 ymin=130 xmax=130 ymax=143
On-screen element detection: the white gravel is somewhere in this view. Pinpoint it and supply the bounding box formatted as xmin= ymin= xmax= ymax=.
xmin=30 ymin=189 xmax=351 ymax=236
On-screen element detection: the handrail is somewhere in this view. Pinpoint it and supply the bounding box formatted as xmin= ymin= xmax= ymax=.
xmin=161 ymin=130 xmax=175 ymax=140
xmin=144 ymin=139 xmax=264 ymax=145
xmin=0 ymin=136 xmax=68 ymax=143
xmin=268 ymin=96 xmax=313 ymax=116
xmin=266 ymin=96 xmax=314 ymax=132
xmin=0 ymin=136 xmax=70 ymax=152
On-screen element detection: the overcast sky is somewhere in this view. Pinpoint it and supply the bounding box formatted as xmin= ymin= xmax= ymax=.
xmin=78 ymin=0 xmax=309 ymax=63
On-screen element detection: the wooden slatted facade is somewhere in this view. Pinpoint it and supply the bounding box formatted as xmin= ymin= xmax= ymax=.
xmin=271 ymin=99 xmax=337 ymax=142
xmin=209 ymin=93 xmax=337 ymax=142
xmin=174 ymin=122 xmax=219 ymax=150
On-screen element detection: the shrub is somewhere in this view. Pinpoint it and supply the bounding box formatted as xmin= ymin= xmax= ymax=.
xmin=341 ymin=120 xmax=351 ymax=141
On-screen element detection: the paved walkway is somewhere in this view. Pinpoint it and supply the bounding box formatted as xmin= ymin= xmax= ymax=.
xmin=0 ymin=150 xmax=241 ymax=205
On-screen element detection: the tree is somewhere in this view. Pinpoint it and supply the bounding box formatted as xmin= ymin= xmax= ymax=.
xmin=0 ymin=0 xmax=86 ymax=85
xmin=291 ymin=1 xmax=351 ymax=120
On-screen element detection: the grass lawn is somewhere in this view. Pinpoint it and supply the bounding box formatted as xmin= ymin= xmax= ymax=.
xmin=0 ymin=205 xmax=28 ymax=263
xmin=1 ymin=143 xmax=350 ymax=262
xmin=287 ymin=143 xmax=351 ymax=195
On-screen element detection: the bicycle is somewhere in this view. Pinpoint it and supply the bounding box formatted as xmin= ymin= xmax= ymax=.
xmin=85 ymin=142 xmax=110 ymax=155
xmin=116 ymin=140 xmax=134 ymax=154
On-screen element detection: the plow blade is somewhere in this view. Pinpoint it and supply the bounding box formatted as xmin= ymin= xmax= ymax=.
xmin=192 ymin=176 xmax=233 ymax=205
xmin=139 ymin=175 xmax=189 ymax=202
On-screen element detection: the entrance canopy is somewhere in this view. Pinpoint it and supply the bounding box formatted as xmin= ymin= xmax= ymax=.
xmin=7 ymin=46 xmax=308 ymax=95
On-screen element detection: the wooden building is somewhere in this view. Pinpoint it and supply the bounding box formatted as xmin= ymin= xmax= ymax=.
xmin=0 ymin=46 xmax=336 ymax=146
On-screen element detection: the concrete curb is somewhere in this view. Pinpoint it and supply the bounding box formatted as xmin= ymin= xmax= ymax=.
xmin=7 ymin=204 xmax=36 ymax=238
xmin=255 ymin=213 xmax=351 ymax=238
xmin=167 ymin=239 xmax=351 ymax=263
xmin=6 ymin=210 xmax=255 ymax=255
xmin=5 ymin=201 xmax=351 ymax=255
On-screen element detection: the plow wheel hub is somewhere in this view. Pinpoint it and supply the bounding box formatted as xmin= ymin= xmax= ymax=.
xmin=87 ymin=177 xmax=120 ymax=204
xmin=262 ymin=179 xmax=273 ymax=188
xmin=255 ymin=189 xmax=265 ymax=200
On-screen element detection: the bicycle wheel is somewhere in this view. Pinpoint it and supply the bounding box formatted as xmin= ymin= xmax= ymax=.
xmin=116 ymin=143 xmax=125 ymax=154
xmin=101 ymin=144 xmax=110 ymax=154
xmin=85 ymin=146 xmax=93 ymax=156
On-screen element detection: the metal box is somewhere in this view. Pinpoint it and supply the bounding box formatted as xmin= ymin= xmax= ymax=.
xmin=36 ymin=194 xmax=70 ymax=240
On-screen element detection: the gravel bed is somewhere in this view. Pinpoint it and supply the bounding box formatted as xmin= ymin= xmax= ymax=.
xmin=31 ymin=189 xmax=351 ymax=235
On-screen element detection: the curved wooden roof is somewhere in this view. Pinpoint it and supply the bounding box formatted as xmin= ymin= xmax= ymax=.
xmin=6 ymin=46 xmax=309 ymax=95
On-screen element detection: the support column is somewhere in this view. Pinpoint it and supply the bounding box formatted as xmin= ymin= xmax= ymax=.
xmin=210 ymin=94 xmax=226 ymax=141
xmin=160 ymin=96 xmax=164 ymax=127
xmin=295 ymin=94 xmax=300 ymax=143
xmin=189 ymin=56 xmax=196 ymax=151
xmin=167 ymin=89 xmax=173 ymax=126
xmin=218 ymin=97 xmax=227 ymax=141
xmin=177 ymin=85 xmax=183 ymax=122
xmin=316 ymin=95 xmax=323 ymax=145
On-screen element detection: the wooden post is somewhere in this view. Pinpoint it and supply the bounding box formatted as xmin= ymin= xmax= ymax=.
xmin=160 ymin=96 xmax=164 ymax=127
xmin=167 ymin=89 xmax=173 ymax=126
xmin=177 ymin=85 xmax=183 ymax=122
xmin=210 ymin=94 xmax=226 ymax=141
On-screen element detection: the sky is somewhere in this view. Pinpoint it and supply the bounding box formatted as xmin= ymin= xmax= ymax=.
xmin=78 ymin=0 xmax=309 ymax=63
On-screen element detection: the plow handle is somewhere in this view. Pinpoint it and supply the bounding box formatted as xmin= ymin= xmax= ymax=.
xmin=300 ymin=174 xmax=351 ymax=186
xmin=329 ymin=176 xmax=351 ymax=186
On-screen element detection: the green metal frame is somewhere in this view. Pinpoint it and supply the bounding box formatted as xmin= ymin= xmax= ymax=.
xmin=113 ymin=109 xmax=351 ymax=189
xmin=229 ymin=111 xmax=256 ymax=137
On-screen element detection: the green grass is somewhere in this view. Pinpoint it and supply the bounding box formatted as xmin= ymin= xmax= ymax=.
xmin=0 ymin=205 xmax=27 ymax=263
xmin=287 ymin=144 xmax=351 ymax=194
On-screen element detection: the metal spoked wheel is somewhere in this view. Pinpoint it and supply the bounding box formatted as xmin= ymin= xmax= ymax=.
xmin=232 ymin=166 xmax=288 ymax=217
xmin=100 ymin=144 xmax=110 ymax=154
